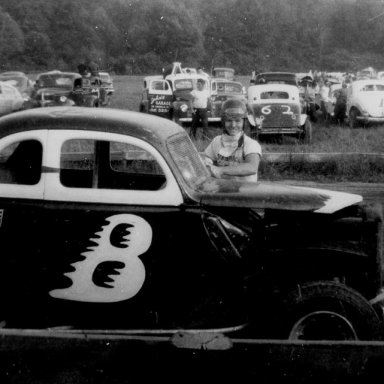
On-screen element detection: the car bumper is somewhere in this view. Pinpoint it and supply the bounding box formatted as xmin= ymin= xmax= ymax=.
xmin=255 ymin=127 xmax=303 ymax=135
xmin=179 ymin=117 xmax=221 ymax=123
xmin=356 ymin=116 xmax=384 ymax=123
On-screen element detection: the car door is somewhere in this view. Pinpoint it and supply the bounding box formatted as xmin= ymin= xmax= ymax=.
xmin=41 ymin=130 xmax=226 ymax=330
xmin=0 ymin=130 xmax=47 ymax=326
xmin=147 ymin=79 xmax=173 ymax=118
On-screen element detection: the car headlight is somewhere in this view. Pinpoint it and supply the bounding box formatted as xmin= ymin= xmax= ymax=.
xmin=180 ymin=104 xmax=188 ymax=113
xmin=60 ymin=96 xmax=67 ymax=103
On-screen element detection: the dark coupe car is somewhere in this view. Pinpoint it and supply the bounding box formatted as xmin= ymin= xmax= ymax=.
xmin=0 ymin=107 xmax=382 ymax=341
xmin=32 ymin=71 xmax=101 ymax=108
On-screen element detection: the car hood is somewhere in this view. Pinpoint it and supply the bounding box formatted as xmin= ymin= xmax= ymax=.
xmin=196 ymin=179 xmax=362 ymax=214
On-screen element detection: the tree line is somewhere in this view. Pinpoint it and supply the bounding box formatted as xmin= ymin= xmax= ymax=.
xmin=0 ymin=0 xmax=383 ymax=75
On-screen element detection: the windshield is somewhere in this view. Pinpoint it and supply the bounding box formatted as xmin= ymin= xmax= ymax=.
xmin=100 ymin=74 xmax=111 ymax=83
xmin=173 ymin=79 xmax=194 ymax=91
xmin=216 ymin=82 xmax=243 ymax=94
xmin=360 ymin=84 xmax=384 ymax=92
xmin=37 ymin=74 xmax=75 ymax=89
xmin=167 ymin=133 xmax=209 ymax=188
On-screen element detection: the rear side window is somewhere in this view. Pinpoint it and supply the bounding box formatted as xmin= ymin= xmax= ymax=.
xmin=60 ymin=139 xmax=166 ymax=190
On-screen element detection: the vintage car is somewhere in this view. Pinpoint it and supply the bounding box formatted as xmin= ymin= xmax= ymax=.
xmin=99 ymin=71 xmax=115 ymax=95
xmin=212 ymin=67 xmax=235 ymax=80
xmin=347 ymin=79 xmax=384 ymax=128
xmin=0 ymin=106 xmax=382 ymax=341
xmin=0 ymin=72 xmax=34 ymax=99
xmin=140 ymin=73 xmax=222 ymax=125
xmin=31 ymin=71 xmax=101 ymax=108
xmin=0 ymin=81 xmax=25 ymax=116
xmin=248 ymin=83 xmax=312 ymax=143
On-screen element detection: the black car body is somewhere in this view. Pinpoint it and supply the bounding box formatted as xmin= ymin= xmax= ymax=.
xmin=32 ymin=71 xmax=100 ymax=108
xmin=0 ymin=107 xmax=382 ymax=341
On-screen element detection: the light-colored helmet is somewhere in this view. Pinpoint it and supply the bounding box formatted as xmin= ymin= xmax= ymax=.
xmin=221 ymin=98 xmax=248 ymax=122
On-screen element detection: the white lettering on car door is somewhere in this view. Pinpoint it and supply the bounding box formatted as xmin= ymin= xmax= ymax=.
xmin=50 ymin=214 xmax=152 ymax=302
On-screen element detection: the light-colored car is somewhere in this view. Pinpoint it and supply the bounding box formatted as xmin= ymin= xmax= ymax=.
xmin=140 ymin=73 xmax=221 ymax=125
xmin=347 ymin=79 xmax=384 ymax=128
xmin=0 ymin=81 xmax=24 ymax=116
xmin=0 ymin=73 xmax=35 ymax=109
xmin=99 ymin=71 xmax=114 ymax=95
xmin=247 ymin=83 xmax=312 ymax=143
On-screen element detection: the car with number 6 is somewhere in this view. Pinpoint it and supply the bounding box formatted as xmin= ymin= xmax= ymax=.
xmin=247 ymin=83 xmax=312 ymax=143
xmin=0 ymin=106 xmax=382 ymax=341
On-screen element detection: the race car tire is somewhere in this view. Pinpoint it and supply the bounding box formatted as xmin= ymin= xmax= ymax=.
xmin=279 ymin=281 xmax=382 ymax=341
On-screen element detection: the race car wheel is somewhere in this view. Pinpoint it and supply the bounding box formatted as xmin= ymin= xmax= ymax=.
xmin=300 ymin=119 xmax=312 ymax=144
xmin=349 ymin=108 xmax=359 ymax=128
xmin=280 ymin=281 xmax=382 ymax=341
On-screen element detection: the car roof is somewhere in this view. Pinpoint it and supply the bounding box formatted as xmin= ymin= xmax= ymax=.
xmin=38 ymin=71 xmax=81 ymax=78
xmin=257 ymin=72 xmax=297 ymax=77
xmin=0 ymin=71 xmax=26 ymax=77
xmin=0 ymin=107 xmax=184 ymax=145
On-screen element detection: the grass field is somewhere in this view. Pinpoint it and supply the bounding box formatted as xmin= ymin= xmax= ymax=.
xmin=110 ymin=75 xmax=384 ymax=182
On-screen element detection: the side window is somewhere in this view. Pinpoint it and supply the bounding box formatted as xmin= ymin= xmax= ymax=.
xmin=60 ymin=139 xmax=166 ymax=191
xmin=0 ymin=140 xmax=42 ymax=185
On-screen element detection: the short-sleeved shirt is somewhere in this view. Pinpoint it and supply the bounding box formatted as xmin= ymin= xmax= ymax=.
xmin=204 ymin=134 xmax=262 ymax=182
xmin=191 ymin=89 xmax=210 ymax=109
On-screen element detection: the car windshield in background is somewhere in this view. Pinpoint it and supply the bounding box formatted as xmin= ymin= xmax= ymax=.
xmin=37 ymin=75 xmax=75 ymax=88
xmin=260 ymin=91 xmax=290 ymax=99
xmin=174 ymin=79 xmax=194 ymax=90
xmin=217 ymin=82 xmax=243 ymax=94
xmin=166 ymin=133 xmax=209 ymax=188
xmin=100 ymin=74 xmax=111 ymax=83
xmin=360 ymin=84 xmax=384 ymax=92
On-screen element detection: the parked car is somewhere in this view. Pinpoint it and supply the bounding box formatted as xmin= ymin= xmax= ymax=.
xmin=0 ymin=72 xmax=34 ymax=97
xmin=347 ymin=79 xmax=384 ymax=128
xmin=99 ymin=71 xmax=114 ymax=94
xmin=253 ymin=72 xmax=299 ymax=87
xmin=0 ymin=106 xmax=382 ymax=341
xmin=140 ymin=73 xmax=222 ymax=125
xmin=32 ymin=71 xmax=101 ymax=108
xmin=212 ymin=67 xmax=235 ymax=80
xmin=248 ymin=83 xmax=312 ymax=143
xmin=0 ymin=72 xmax=35 ymax=109
xmin=139 ymin=75 xmax=173 ymax=118
xmin=0 ymin=81 xmax=25 ymax=116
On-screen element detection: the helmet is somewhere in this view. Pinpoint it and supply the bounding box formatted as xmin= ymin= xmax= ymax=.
xmin=221 ymin=99 xmax=248 ymax=122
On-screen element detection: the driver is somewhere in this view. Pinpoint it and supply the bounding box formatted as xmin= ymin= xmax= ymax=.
xmin=203 ymin=99 xmax=262 ymax=182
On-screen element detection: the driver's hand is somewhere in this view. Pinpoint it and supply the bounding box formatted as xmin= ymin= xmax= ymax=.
xmin=208 ymin=165 xmax=223 ymax=178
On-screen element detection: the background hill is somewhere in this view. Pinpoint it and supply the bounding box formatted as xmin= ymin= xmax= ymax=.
xmin=0 ymin=0 xmax=383 ymax=75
